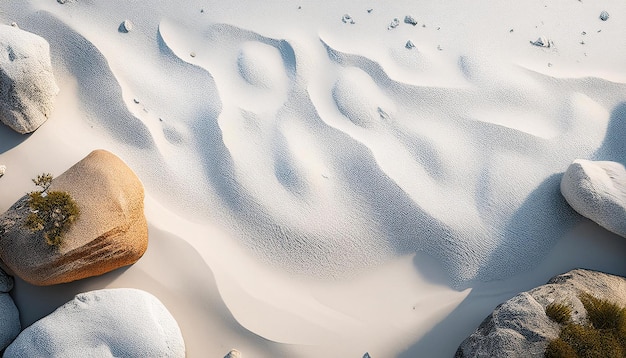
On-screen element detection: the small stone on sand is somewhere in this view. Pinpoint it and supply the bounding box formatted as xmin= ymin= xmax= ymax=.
xmin=342 ymin=14 xmax=355 ymax=24
xmin=600 ymin=11 xmax=609 ymax=21
xmin=388 ymin=18 xmax=400 ymax=29
xmin=530 ymin=37 xmax=551 ymax=48
xmin=224 ymin=349 xmax=242 ymax=358
xmin=404 ymin=15 xmax=417 ymax=26
xmin=119 ymin=20 xmax=133 ymax=33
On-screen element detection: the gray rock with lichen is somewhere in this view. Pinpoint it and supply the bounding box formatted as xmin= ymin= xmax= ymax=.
xmin=455 ymin=269 xmax=626 ymax=357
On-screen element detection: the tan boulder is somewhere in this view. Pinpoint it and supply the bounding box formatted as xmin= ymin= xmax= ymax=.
xmin=0 ymin=150 xmax=147 ymax=285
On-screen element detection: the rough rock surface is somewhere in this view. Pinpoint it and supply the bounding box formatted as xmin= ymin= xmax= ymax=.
xmin=4 ymin=288 xmax=185 ymax=357
xmin=560 ymin=159 xmax=626 ymax=238
xmin=455 ymin=269 xmax=626 ymax=357
xmin=0 ymin=267 xmax=19 ymax=351
xmin=0 ymin=25 xmax=59 ymax=134
xmin=0 ymin=149 xmax=148 ymax=285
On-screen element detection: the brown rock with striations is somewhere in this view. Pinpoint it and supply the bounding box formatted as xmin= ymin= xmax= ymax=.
xmin=0 ymin=149 xmax=147 ymax=285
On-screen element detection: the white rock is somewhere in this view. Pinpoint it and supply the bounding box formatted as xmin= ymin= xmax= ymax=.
xmin=224 ymin=349 xmax=242 ymax=358
xmin=4 ymin=288 xmax=185 ymax=357
xmin=0 ymin=165 xmax=5 ymax=177
xmin=0 ymin=294 xmax=20 ymax=351
xmin=561 ymin=159 xmax=626 ymax=238
xmin=0 ymin=25 xmax=59 ymax=134
xmin=0 ymin=268 xmax=19 ymax=352
xmin=119 ymin=19 xmax=133 ymax=33
xmin=341 ymin=14 xmax=355 ymax=24
xmin=388 ymin=18 xmax=400 ymax=29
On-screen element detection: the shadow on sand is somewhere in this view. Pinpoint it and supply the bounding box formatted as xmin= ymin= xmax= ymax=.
xmin=0 ymin=125 xmax=29 ymax=155
xmin=594 ymin=101 xmax=626 ymax=165
xmin=399 ymin=101 xmax=626 ymax=357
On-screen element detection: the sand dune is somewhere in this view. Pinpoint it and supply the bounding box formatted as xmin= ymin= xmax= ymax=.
xmin=1 ymin=0 xmax=626 ymax=356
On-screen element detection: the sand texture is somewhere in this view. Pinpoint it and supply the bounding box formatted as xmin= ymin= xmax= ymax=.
xmin=0 ymin=0 xmax=625 ymax=356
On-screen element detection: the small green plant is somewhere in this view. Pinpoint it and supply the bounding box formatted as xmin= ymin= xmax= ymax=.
xmin=580 ymin=292 xmax=626 ymax=331
xmin=546 ymin=302 xmax=572 ymax=325
xmin=32 ymin=173 xmax=53 ymax=191
xmin=23 ymin=173 xmax=79 ymax=247
xmin=544 ymin=337 xmax=577 ymax=358
xmin=544 ymin=293 xmax=626 ymax=358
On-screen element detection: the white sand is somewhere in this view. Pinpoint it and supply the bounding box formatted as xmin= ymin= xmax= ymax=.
xmin=1 ymin=0 xmax=626 ymax=356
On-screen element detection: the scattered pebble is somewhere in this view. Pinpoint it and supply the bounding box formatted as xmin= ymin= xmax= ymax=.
xmin=341 ymin=14 xmax=355 ymax=24
xmin=133 ymin=98 xmax=140 ymax=104
xmin=437 ymin=45 xmax=443 ymax=51
xmin=57 ymin=0 xmax=70 ymax=3
xmin=200 ymin=9 xmax=204 ymax=13
xmin=363 ymin=353 xmax=372 ymax=358
xmin=530 ymin=37 xmax=551 ymax=48
xmin=0 ymin=165 xmax=5 ymax=177
xmin=367 ymin=8 xmax=373 ymax=13
xmin=404 ymin=15 xmax=417 ymax=26
xmin=581 ymin=31 xmax=586 ymax=35
xmin=405 ymin=40 xmax=415 ymax=49
xmin=600 ymin=10 xmax=609 ymax=21
xmin=119 ymin=19 xmax=133 ymax=33
xmin=377 ymin=107 xmax=390 ymax=120
xmin=10 ymin=22 xmax=18 ymax=28
xmin=190 ymin=52 xmax=196 ymax=57
xmin=509 ymin=29 xmax=514 ymax=33
xmin=580 ymin=40 xmax=585 ymax=45
xmin=548 ymin=62 xmax=553 ymax=67
xmin=225 ymin=349 xmax=242 ymax=358
xmin=422 ymin=24 xmax=426 ymax=28
xmin=388 ymin=18 xmax=400 ymax=29
xmin=298 ymin=6 xmax=301 ymax=9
